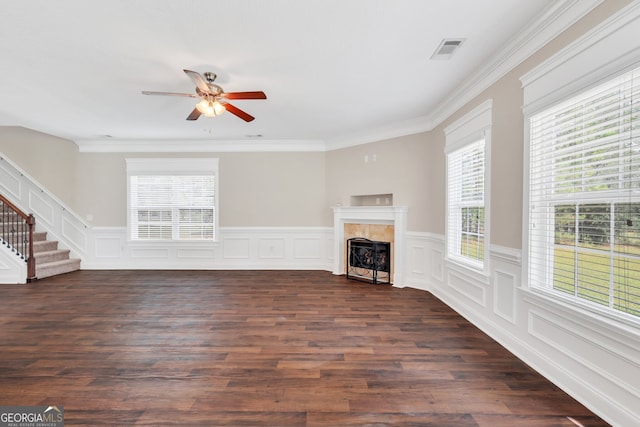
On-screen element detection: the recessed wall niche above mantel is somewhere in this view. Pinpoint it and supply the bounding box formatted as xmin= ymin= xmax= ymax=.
xmin=350 ymin=193 xmax=393 ymax=207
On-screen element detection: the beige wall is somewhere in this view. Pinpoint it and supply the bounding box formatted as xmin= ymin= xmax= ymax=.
xmin=0 ymin=128 xmax=327 ymax=227
xmin=216 ymin=152 xmax=326 ymax=227
xmin=0 ymin=126 xmax=79 ymax=208
xmin=73 ymin=152 xmax=128 ymax=226
xmin=75 ymin=151 xmax=328 ymax=227
xmin=325 ymin=132 xmax=433 ymax=231
xmin=428 ymin=78 xmax=526 ymax=249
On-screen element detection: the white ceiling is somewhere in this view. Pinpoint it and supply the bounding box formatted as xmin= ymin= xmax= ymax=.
xmin=0 ymin=1 xmax=585 ymax=150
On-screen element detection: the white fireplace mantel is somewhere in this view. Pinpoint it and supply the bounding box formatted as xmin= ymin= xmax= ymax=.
xmin=332 ymin=206 xmax=408 ymax=286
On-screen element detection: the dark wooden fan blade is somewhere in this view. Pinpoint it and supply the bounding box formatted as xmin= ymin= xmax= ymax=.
xmin=142 ymin=91 xmax=197 ymax=98
xmin=186 ymin=107 xmax=201 ymax=121
xmin=224 ymin=103 xmax=255 ymax=122
xmin=184 ymin=69 xmax=211 ymax=94
xmin=225 ymin=91 xmax=267 ymax=100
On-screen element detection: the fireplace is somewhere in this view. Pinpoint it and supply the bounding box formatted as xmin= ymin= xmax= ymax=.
xmin=347 ymin=238 xmax=391 ymax=284
xmin=332 ymin=206 xmax=408 ymax=286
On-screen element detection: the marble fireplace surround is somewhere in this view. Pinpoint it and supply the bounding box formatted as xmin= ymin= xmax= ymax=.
xmin=332 ymin=206 xmax=408 ymax=286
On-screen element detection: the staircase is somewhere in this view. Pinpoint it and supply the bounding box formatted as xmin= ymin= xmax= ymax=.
xmin=32 ymin=230 xmax=81 ymax=279
xmin=1 ymin=204 xmax=81 ymax=280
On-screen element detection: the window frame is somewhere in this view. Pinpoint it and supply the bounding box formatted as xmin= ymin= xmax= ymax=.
xmin=126 ymin=158 xmax=219 ymax=243
xmin=444 ymin=100 xmax=492 ymax=276
xmin=519 ymin=1 xmax=640 ymax=330
xmin=525 ymin=67 xmax=640 ymax=322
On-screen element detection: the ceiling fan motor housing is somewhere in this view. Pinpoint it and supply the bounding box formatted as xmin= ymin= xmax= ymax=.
xmin=196 ymin=85 xmax=223 ymax=97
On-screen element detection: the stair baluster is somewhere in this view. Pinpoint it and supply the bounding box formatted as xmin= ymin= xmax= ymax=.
xmin=0 ymin=194 xmax=36 ymax=281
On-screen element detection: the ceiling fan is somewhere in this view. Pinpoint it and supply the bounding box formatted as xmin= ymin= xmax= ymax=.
xmin=142 ymin=69 xmax=267 ymax=122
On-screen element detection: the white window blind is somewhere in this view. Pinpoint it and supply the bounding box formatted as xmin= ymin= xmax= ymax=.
xmin=528 ymin=66 xmax=640 ymax=318
xmin=127 ymin=158 xmax=218 ymax=241
xmin=447 ymin=138 xmax=486 ymax=269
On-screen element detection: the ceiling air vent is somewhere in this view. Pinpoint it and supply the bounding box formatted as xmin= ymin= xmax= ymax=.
xmin=431 ymin=38 xmax=465 ymax=60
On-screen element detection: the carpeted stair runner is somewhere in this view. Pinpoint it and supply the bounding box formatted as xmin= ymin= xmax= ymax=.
xmin=32 ymin=231 xmax=81 ymax=279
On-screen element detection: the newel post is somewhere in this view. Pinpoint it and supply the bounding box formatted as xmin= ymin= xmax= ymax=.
xmin=26 ymin=214 xmax=36 ymax=281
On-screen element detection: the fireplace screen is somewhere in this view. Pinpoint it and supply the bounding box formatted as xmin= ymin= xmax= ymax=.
xmin=346 ymin=238 xmax=391 ymax=284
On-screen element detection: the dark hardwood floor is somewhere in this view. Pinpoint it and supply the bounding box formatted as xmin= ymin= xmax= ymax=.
xmin=0 ymin=270 xmax=610 ymax=426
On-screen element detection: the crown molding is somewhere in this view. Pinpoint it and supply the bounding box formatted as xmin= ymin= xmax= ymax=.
xmin=321 ymin=0 xmax=603 ymax=150
xmin=424 ymin=0 xmax=603 ymax=131
xmin=74 ymin=138 xmax=327 ymax=153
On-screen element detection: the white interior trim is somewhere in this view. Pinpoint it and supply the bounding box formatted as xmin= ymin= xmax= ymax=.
xmin=521 ymin=1 xmax=640 ymax=115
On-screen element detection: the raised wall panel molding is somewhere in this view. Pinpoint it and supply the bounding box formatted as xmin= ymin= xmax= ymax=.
xmin=93 ymin=233 xmax=122 ymax=259
xmin=293 ymin=238 xmax=322 ymax=260
xmin=258 ymin=238 xmax=286 ymax=259
xmin=493 ymin=269 xmax=517 ymax=324
xmin=528 ymin=308 xmax=640 ymax=400
xmin=223 ymin=238 xmax=251 ymax=259
xmin=409 ymin=244 xmax=426 ymax=275
xmin=447 ymin=269 xmax=487 ymax=307
xmin=431 ymin=248 xmax=444 ymax=283
xmin=28 ymin=189 xmax=55 ymax=226
xmin=131 ymin=247 xmax=170 ymax=259
xmin=61 ymin=214 xmax=87 ymax=254
xmin=522 ymin=289 xmax=640 ymax=361
xmin=176 ymin=248 xmax=216 ymax=259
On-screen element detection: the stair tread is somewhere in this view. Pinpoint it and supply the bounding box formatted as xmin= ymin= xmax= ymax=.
xmin=37 ymin=258 xmax=80 ymax=267
xmin=36 ymin=258 xmax=81 ymax=279
xmin=35 ymin=249 xmax=70 ymax=257
xmin=33 ymin=240 xmax=58 ymax=252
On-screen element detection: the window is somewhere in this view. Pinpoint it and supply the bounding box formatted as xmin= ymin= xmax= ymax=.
xmin=528 ymin=66 xmax=640 ymax=318
xmin=447 ymin=140 xmax=486 ymax=265
xmin=445 ymin=100 xmax=492 ymax=272
xmin=127 ymin=158 xmax=218 ymax=241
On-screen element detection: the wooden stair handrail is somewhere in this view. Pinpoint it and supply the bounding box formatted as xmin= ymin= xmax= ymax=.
xmin=0 ymin=194 xmax=36 ymax=281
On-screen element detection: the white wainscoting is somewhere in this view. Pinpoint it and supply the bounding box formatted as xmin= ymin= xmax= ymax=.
xmin=83 ymin=226 xmax=333 ymax=271
xmin=402 ymin=232 xmax=640 ymax=427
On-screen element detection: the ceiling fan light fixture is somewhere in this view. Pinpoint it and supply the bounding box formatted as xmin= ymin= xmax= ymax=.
xmin=143 ymin=70 xmax=264 ymax=121
xmin=196 ymin=97 xmax=226 ymax=117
